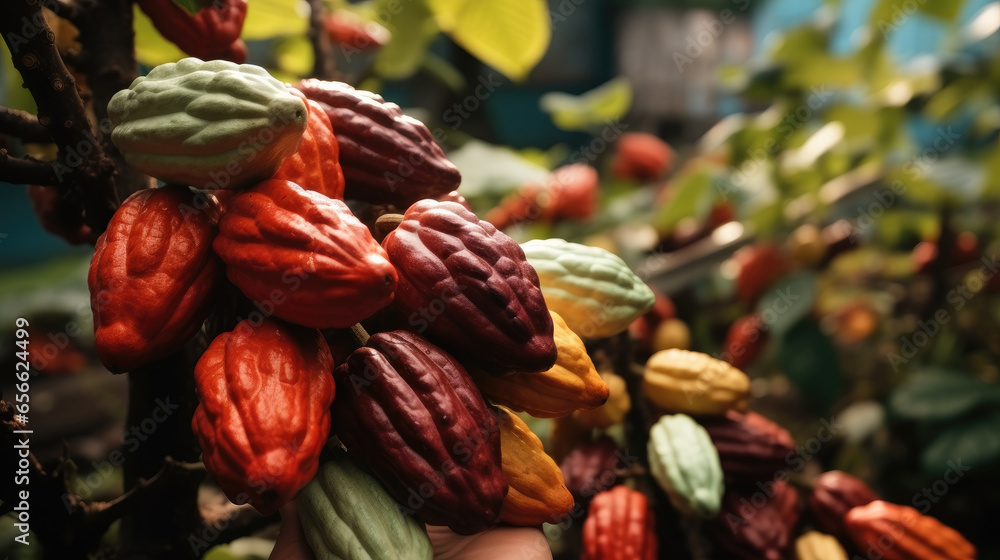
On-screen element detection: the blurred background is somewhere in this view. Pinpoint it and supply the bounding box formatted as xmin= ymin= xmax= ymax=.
xmin=2 ymin=0 xmax=999 ymax=557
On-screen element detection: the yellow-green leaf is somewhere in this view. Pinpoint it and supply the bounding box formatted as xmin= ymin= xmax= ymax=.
xmin=275 ymin=35 xmax=313 ymax=78
xmin=372 ymin=0 xmax=439 ymax=79
xmin=242 ymin=0 xmax=308 ymax=40
xmin=426 ymin=0 xmax=550 ymax=82
xmin=539 ymin=77 xmax=633 ymax=132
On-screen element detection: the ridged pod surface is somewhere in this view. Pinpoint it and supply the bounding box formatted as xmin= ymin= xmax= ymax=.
xmin=191 ymin=318 xmax=334 ymax=515
xmin=642 ymin=349 xmax=750 ymax=415
xmin=493 ymin=406 xmax=574 ymax=526
xmin=795 ymin=531 xmax=848 ymax=560
xmin=710 ymin=481 xmax=800 ymax=560
xmin=573 ymin=371 xmax=631 ymax=429
xmin=271 ymin=91 xmax=345 ymax=200
xmin=89 ymin=185 xmax=221 ymax=373
xmin=700 ymin=410 xmax=795 ymax=484
xmin=471 ymin=311 xmax=608 ymax=417
xmin=108 ymin=58 xmax=307 ymax=189
xmin=843 ymin=501 xmax=975 ymax=560
xmin=332 ymin=330 xmax=507 ymax=535
xmin=647 ymin=413 xmax=724 ymax=519
xmin=294 ymin=78 xmax=460 ymax=206
xmin=521 ymin=238 xmax=654 ymax=338
xmin=382 ymin=200 xmax=556 ymax=374
xmin=214 ymin=179 xmax=396 ymax=328
xmin=808 ymin=470 xmax=879 ymax=537
xmin=582 ymin=486 xmax=657 ymax=560
xmin=298 ymin=449 xmax=432 ymax=560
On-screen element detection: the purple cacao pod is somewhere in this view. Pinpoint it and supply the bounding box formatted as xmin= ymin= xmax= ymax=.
xmin=560 ymin=436 xmax=623 ymax=505
xmin=809 ymin=470 xmax=879 ymax=538
xmin=332 ymin=330 xmax=507 ymax=535
xmin=710 ymin=480 xmax=801 ymax=560
xmin=700 ymin=410 xmax=796 ymax=485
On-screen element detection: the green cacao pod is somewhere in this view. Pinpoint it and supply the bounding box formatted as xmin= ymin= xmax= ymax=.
xmin=521 ymin=238 xmax=654 ymax=338
xmin=648 ymin=413 xmax=724 ymax=519
xmin=298 ymin=449 xmax=432 ymax=560
xmin=108 ymin=57 xmax=307 ymax=190
xmin=332 ymin=330 xmax=507 ymax=535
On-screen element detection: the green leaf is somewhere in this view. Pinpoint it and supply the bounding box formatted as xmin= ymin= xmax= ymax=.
xmin=426 ymin=0 xmax=550 ymax=82
xmin=242 ymin=0 xmax=308 ymax=40
xmin=274 ymin=36 xmax=314 ymax=78
xmin=539 ymin=77 xmax=633 ymax=132
xmin=891 ymin=370 xmax=1000 ymax=422
xmin=652 ymin=169 xmax=713 ymax=232
xmin=372 ymin=0 xmax=439 ymax=79
xmin=778 ymin=318 xmax=842 ymax=410
xmin=756 ymin=271 xmax=818 ymax=338
xmin=921 ymin=410 xmax=1000 ymax=475
xmin=133 ymin=5 xmax=187 ymax=66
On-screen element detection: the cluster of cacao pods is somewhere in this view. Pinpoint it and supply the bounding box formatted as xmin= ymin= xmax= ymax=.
xmin=89 ymin=57 xmax=673 ymax=559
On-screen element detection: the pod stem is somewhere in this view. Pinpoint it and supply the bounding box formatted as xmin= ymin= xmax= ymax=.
xmin=375 ymin=213 xmax=405 ymax=238
xmin=349 ymin=323 xmax=371 ymax=347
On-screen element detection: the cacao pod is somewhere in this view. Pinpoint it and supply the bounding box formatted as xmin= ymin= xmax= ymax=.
xmin=214 ymin=179 xmax=397 ymax=329
xmin=191 ymin=318 xmax=334 ymax=515
xmin=787 ymin=224 xmax=827 ymax=267
xmin=611 ymin=132 xmax=673 ymax=181
xmin=294 ymin=79 xmax=461 ymax=206
xmin=298 ymin=449 xmax=433 ymax=560
xmin=89 ymin=185 xmax=220 ymax=373
xmin=548 ymin=414 xmax=591 ymax=465
xmin=485 ymin=163 xmax=598 ymax=230
xmin=27 ymin=185 xmax=96 ymax=245
xmin=724 ymin=313 xmax=768 ymax=371
xmin=733 ymin=244 xmax=788 ymax=304
xmin=628 ymin=289 xmax=675 ymax=354
xmin=700 ymin=410 xmax=795 ymax=485
xmin=108 ymin=58 xmax=307 ymax=189
xmin=710 ymin=480 xmax=800 ymax=560
xmin=573 ymin=371 xmax=631 ymax=429
xmin=582 ymin=485 xmax=657 ymax=560
xmin=271 ymin=90 xmax=345 ymax=199
xmin=795 ymin=531 xmax=848 ymax=560
xmin=382 ymin=200 xmax=556 ymax=374
xmin=808 ymin=470 xmax=878 ymax=538
xmin=560 ymin=436 xmax=623 ymax=504
xmin=843 ymin=501 xmax=975 ymax=560
xmin=136 ymin=0 xmax=247 ymax=62
xmin=521 ymin=238 xmax=655 ymax=339
xmin=647 ymin=413 xmax=724 ymax=519
xmin=493 ymin=406 xmax=574 ymax=526
xmin=332 ymin=330 xmax=507 ymax=534
xmin=642 ymin=349 xmax=750 ymax=415
xmin=323 ymin=10 xmax=390 ymax=50
xmin=470 ymin=311 xmax=608 ymax=417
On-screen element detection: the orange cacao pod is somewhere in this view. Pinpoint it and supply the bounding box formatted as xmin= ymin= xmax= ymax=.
xmin=724 ymin=313 xmax=768 ymax=371
xmin=271 ymin=91 xmax=346 ymax=200
xmin=583 ymin=485 xmax=657 ymax=560
xmin=572 ymin=371 xmax=631 ymax=429
xmin=733 ymin=244 xmax=788 ymax=304
xmin=808 ymin=470 xmax=878 ymax=538
xmin=191 ymin=318 xmax=335 ymax=515
xmin=612 ymin=132 xmax=674 ymax=181
xmin=843 ymin=501 xmax=975 ymax=560
xmin=494 ymin=406 xmax=574 ymax=526
xmin=486 ymin=163 xmax=598 ymax=230
xmin=89 ymin=185 xmax=221 ymax=373
xmin=213 ymin=179 xmax=396 ymax=329
xmin=701 ymin=410 xmax=795 ymax=485
xmin=711 ymin=480 xmax=800 ymax=560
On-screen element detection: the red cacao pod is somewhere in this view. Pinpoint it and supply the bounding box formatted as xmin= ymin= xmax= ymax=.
xmin=191 ymin=318 xmax=335 ymax=515
xmin=700 ymin=410 xmax=794 ymax=485
xmin=733 ymin=244 xmax=788 ymax=304
xmin=89 ymin=185 xmax=220 ymax=373
xmin=271 ymin=91 xmax=346 ymax=200
xmin=628 ymin=289 xmax=675 ymax=353
xmin=136 ymin=0 xmax=247 ymax=62
xmin=382 ymin=199 xmax=557 ymax=374
xmin=560 ymin=436 xmax=623 ymax=504
xmin=711 ymin=480 xmax=800 ymax=560
xmin=485 ymin=163 xmax=599 ymax=230
xmin=323 ymin=10 xmax=390 ymax=50
xmin=332 ymin=330 xmax=507 ymax=535
xmin=294 ymin=79 xmax=461 ymax=206
xmin=843 ymin=501 xmax=975 ymax=560
xmin=809 ymin=470 xmax=878 ymax=537
xmin=724 ymin=314 xmax=768 ymax=371
xmin=213 ymin=179 xmax=396 ymax=329
xmin=612 ymin=132 xmax=674 ymax=181
xmin=582 ymin=485 xmax=657 ymax=560
xmin=27 ymin=185 xmax=96 ymax=245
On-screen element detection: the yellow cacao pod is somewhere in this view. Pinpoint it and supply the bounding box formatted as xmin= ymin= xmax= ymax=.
xmin=642 ymin=349 xmax=750 ymax=415
xmin=494 ymin=406 xmax=575 ymax=526
xmin=796 ymin=531 xmax=848 ymax=560
xmin=573 ymin=371 xmax=631 ymax=429
xmin=472 ymin=311 xmax=609 ymax=418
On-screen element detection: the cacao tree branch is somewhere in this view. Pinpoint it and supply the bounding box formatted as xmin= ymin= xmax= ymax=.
xmin=49 ymin=0 xmax=85 ymax=27
xmin=0 ymin=107 xmax=52 ymax=142
xmin=0 ymin=149 xmax=62 ymax=185
xmin=0 ymin=0 xmax=117 ymax=232
xmin=306 ymin=0 xmax=336 ymax=80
